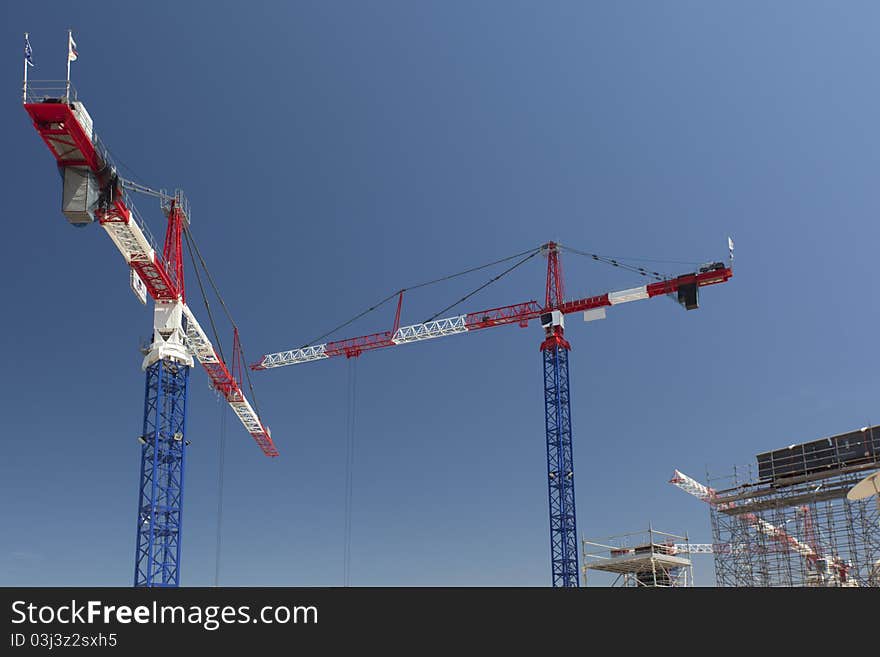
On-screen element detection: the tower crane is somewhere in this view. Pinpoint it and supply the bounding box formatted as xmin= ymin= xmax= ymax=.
xmin=23 ymin=74 xmax=277 ymax=586
xmin=253 ymin=242 xmax=733 ymax=586
xmin=669 ymin=469 xmax=851 ymax=584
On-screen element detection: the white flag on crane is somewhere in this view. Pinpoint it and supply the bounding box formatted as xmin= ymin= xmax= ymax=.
xmin=68 ymin=32 xmax=78 ymax=61
xmin=24 ymin=33 xmax=35 ymax=67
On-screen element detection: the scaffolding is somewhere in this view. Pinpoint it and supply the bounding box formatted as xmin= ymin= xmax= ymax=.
xmin=707 ymin=461 xmax=880 ymax=587
xmin=582 ymin=528 xmax=695 ymax=587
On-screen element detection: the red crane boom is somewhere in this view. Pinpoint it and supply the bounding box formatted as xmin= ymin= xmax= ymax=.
xmin=252 ymin=257 xmax=732 ymax=370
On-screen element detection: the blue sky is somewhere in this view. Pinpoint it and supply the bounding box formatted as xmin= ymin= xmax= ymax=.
xmin=2 ymin=1 xmax=879 ymax=587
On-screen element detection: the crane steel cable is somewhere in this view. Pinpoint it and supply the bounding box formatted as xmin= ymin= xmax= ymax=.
xmin=182 ymin=224 xmax=240 ymax=328
xmin=214 ymin=402 xmax=227 ymax=587
xmin=343 ymin=358 xmax=357 ymax=587
xmin=566 ymin=250 xmax=702 ymax=266
xmin=183 ymin=223 xmax=263 ymax=416
xmin=183 ymin=228 xmax=226 ymax=363
xmin=299 ymin=246 xmax=542 ymax=349
xmin=423 ymin=249 xmax=541 ymax=322
xmin=559 ymin=245 xmax=672 ymax=281
xmin=102 ymin=144 xmax=147 ymax=188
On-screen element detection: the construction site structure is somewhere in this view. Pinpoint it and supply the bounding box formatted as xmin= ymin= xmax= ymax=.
xmin=254 ymin=242 xmax=733 ymax=586
xmin=675 ymin=425 xmax=880 ymax=587
xmin=581 ymin=528 xmax=696 ymax=587
xmin=23 ymin=68 xmax=276 ymax=587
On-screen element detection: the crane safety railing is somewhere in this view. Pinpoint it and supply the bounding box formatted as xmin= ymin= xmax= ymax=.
xmin=160 ymin=190 xmax=191 ymax=226
xmin=122 ymin=195 xmax=162 ymax=264
xmin=22 ymin=83 xmax=162 ymax=252
xmin=120 ymin=178 xmax=191 ymax=223
xmin=23 ymin=80 xmax=78 ymax=104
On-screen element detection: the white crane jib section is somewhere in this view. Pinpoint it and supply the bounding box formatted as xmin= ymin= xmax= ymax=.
xmin=179 ymin=304 xmax=218 ymax=364
xmin=673 ymin=544 xmax=714 ymax=554
xmin=669 ymin=469 xmax=716 ymax=503
xmin=260 ymin=344 xmax=329 ymax=368
xmin=101 ymin=205 xmax=155 ymax=267
xmin=256 ymin=314 xmax=470 ymax=369
xmin=179 ymin=304 xmax=268 ymax=438
xmin=391 ymin=315 xmax=468 ymax=344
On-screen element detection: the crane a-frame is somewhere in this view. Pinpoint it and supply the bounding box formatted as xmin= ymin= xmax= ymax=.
xmin=254 ymin=241 xmax=733 ymax=586
xmin=23 ymin=75 xmax=277 ymax=586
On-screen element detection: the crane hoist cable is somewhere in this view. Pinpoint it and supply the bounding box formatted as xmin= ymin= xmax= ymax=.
xmin=214 ymin=402 xmax=228 ymax=588
xmin=183 ymin=228 xmax=226 ymax=363
xmin=328 ymin=248 xmax=541 ymax=584
xmin=343 ymin=357 xmax=357 ymax=587
xmin=559 ymin=245 xmax=674 ymax=281
xmin=182 ymin=223 xmax=263 ymax=416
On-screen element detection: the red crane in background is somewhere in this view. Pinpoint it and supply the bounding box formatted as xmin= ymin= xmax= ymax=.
xmin=254 ymin=241 xmax=733 ymax=586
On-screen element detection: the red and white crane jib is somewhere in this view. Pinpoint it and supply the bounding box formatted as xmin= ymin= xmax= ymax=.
xmin=253 ymin=300 xmax=545 ymax=369
xmin=253 ymin=264 xmax=733 ymax=371
xmin=24 ymin=96 xmax=100 ymax=169
xmin=180 ymin=305 xmax=277 ymax=456
xmin=669 ymin=469 xmax=818 ymax=560
xmin=24 ymin=91 xmax=277 ymax=457
xmin=98 ymin=199 xmax=180 ymax=301
xmin=24 ymin=98 xmax=180 ymax=302
xmin=669 ymin=469 xmax=717 ymax=505
xmin=558 ymin=264 xmax=733 ymax=318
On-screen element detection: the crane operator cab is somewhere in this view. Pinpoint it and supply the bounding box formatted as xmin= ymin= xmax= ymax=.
xmin=678 ymin=260 xmax=726 ymax=311
xmin=540 ymin=310 xmax=565 ymax=336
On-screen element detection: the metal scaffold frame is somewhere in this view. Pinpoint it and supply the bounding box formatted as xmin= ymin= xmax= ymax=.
xmin=582 ymin=528 xmax=695 ymax=587
xmin=134 ymin=360 xmax=190 ymax=587
xmin=707 ymin=463 xmax=880 ymax=587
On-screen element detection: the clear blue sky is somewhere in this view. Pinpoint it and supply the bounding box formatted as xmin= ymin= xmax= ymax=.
xmin=2 ymin=1 xmax=879 ymax=587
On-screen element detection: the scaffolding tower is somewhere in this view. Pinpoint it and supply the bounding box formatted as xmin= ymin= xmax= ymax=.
xmin=582 ymin=528 xmax=695 ymax=587
xmin=708 ymin=459 xmax=880 ymax=587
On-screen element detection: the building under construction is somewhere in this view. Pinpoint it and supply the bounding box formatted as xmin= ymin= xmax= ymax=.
xmin=705 ymin=425 xmax=880 ymax=587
